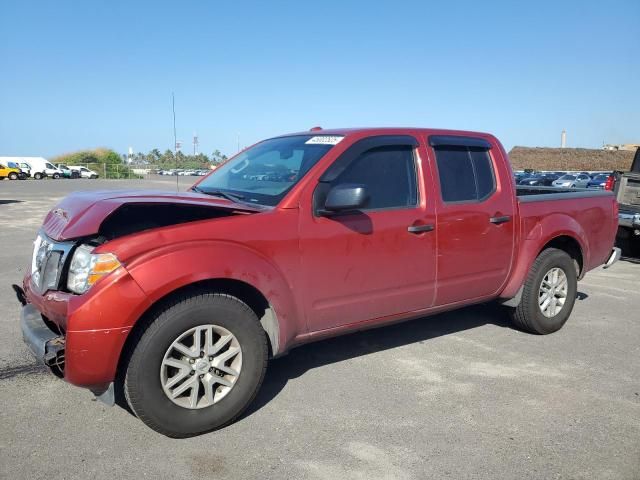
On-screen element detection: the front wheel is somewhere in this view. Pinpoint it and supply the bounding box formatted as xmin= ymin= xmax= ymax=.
xmin=509 ymin=248 xmax=577 ymax=334
xmin=8 ymin=172 xmax=18 ymax=180
xmin=52 ymin=173 xmax=60 ymax=179
xmin=124 ymin=292 xmax=268 ymax=437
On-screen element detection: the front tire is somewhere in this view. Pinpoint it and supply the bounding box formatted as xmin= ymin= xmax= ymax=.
xmin=52 ymin=173 xmax=60 ymax=179
xmin=124 ymin=292 xmax=268 ymax=437
xmin=8 ymin=172 xmax=18 ymax=180
xmin=509 ymin=248 xmax=577 ymax=334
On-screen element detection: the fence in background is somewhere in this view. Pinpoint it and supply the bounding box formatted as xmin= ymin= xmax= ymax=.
xmin=66 ymin=164 xmax=211 ymax=180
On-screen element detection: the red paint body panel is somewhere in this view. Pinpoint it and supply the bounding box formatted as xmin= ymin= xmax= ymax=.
xmin=426 ymin=134 xmax=518 ymax=305
xmin=21 ymin=127 xmax=618 ymax=391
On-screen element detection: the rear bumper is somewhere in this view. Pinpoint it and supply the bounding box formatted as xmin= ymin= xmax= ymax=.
xmin=603 ymin=247 xmax=621 ymax=269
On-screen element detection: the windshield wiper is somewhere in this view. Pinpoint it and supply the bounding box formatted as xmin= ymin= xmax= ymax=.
xmin=192 ymin=186 xmax=245 ymax=202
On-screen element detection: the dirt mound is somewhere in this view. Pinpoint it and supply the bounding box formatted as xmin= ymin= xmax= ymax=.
xmin=508 ymin=146 xmax=635 ymax=172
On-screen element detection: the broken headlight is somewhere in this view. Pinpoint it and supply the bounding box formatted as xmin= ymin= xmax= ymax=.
xmin=67 ymin=244 xmax=121 ymax=294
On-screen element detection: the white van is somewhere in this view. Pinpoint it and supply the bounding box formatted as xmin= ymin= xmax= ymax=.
xmin=0 ymin=157 xmax=62 ymax=179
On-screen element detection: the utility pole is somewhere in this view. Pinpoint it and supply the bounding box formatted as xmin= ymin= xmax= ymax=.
xmin=172 ymin=92 xmax=178 ymax=191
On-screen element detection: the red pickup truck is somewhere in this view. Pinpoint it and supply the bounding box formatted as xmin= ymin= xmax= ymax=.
xmin=15 ymin=128 xmax=620 ymax=437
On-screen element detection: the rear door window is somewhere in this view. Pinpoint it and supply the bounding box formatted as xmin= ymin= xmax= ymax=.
xmin=433 ymin=146 xmax=495 ymax=202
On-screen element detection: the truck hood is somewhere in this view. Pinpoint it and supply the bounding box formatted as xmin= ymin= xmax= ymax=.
xmin=42 ymin=190 xmax=266 ymax=241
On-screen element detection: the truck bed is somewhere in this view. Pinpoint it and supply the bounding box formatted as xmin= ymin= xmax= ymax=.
xmin=516 ymin=185 xmax=613 ymax=202
xmin=515 ymin=185 xmax=617 ymax=274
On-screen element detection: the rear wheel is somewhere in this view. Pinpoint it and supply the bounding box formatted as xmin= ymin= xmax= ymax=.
xmin=124 ymin=292 xmax=268 ymax=437
xmin=34 ymin=172 xmax=43 ymax=180
xmin=509 ymin=248 xmax=577 ymax=334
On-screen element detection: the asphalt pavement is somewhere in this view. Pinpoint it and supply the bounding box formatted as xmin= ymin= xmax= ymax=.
xmin=0 ymin=178 xmax=638 ymax=479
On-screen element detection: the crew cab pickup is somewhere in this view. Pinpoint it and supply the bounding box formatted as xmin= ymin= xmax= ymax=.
xmin=14 ymin=128 xmax=620 ymax=437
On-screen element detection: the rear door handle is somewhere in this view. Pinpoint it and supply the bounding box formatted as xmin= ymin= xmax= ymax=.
xmin=408 ymin=224 xmax=434 ymax=234
xmin=489 ymin=215 xmax=511 ymax=225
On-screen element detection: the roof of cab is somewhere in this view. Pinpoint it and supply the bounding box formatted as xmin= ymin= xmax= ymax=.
xmin=275 ymin=127 xmax=494 ymax=139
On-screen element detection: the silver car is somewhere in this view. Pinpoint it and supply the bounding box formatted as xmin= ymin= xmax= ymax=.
xmin=552 ymin=173 xmax=591 ymax=188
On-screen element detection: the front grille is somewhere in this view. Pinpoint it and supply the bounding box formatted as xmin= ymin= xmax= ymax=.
xmin=31 ymin=233 xmax=74 ymax=294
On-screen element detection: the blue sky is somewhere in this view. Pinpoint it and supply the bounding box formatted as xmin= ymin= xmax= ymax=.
xmin=1 ymin=0 xmax=638 ymax=158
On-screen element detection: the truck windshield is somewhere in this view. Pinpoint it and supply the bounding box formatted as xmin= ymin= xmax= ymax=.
xmin=194 ymin=135 xmax=342 ymax=206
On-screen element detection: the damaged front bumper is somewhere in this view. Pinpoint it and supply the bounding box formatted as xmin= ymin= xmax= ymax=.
xmin=13 ymin=280 xmax=135 ymax=406
xmin=17 ymin=288 xmax=66 ymax=377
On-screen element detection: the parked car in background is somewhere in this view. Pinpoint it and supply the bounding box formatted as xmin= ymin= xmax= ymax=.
xmin=518 ymin=173 xmax=560 ymax=187
xmin=0 ymin=161 xmax=27 ymax=180
xmin=6 ymin=161 xmax=30 ymax=179
xmin=57 ymin=164 xmax=81 ymax=179
xmin=69 ymin=166 xmax=99 ymax=179
xmin=15 ymin=127 xmax=620 ymax=437
xmin=552 ymin=173 xmax=591 ymax=188
xmin=587 ymin=173 xmax=613 ymax=189
xmin=0 ymin=156 xmax=61 ymax=179
xmin=514 ymin=172 xmax=528 ymax=183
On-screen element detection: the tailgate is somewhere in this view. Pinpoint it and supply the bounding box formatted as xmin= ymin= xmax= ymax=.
xmin=616 ymin=173 xmax=640 ymax=209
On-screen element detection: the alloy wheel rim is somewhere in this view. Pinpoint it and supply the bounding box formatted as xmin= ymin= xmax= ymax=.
xmin=538 ymin=267 xmax=568 ymax=318
xmin=160 ymin=325 xmax=242 ymax=409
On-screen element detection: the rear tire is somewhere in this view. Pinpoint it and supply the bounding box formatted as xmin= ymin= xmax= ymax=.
xmin=34 ymin=172 xmax=43 ymax=180
xmin=509 ymin=248 xmax=577 ymax=334
xmin=124 ymin=292 xmax=268 ymax=438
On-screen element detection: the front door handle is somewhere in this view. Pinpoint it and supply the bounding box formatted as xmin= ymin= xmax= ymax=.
xmin=408 ymin=224 xmax=435 ymax=234
xmin=490 ymin=215 xmax=511 ymax=225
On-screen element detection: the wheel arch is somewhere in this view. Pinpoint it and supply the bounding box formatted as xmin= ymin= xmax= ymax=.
xmin=539 ymin=235 xmax=584 ymax=277
xmin=113 ymin=277 xmax=283 ymax=408
xmin=118 ymin=278 xmax=281 ymax=368
xmin=501 ymin=229 xmax=586 ymax=304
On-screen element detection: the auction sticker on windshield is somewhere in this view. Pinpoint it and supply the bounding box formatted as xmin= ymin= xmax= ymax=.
xmin=305 ymin=136 xmax=344 ymax=145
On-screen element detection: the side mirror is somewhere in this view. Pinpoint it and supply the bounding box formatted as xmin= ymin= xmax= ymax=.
xmin=319 ymin=183 xmax=368 ymax=216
